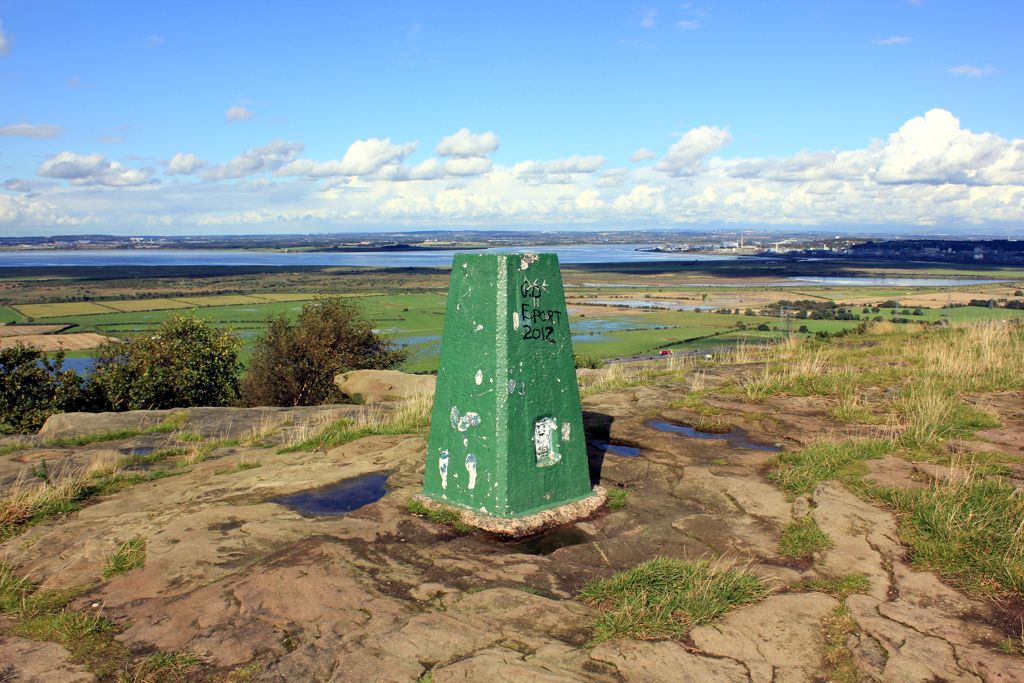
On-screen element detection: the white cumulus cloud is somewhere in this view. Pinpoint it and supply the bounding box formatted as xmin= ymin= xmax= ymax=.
xmin=0 ymin=123 xmax=63 ymax=138
xmin=275 ymin=138 xmax=418 ymax=179
xmin=167 ymin=153 xmax=207 ymax=175
xmin=202 ymin=140 xmax=303 ymax=180
xmin=874 ymin=108 xmax=1020 ymax=185
xmin=655 ymin=125 xmax=732 ymax=176
xmin=37 ymin=151 xmax=155 ymax=187
xmin=226 ymin=105 xmax=254 ymax=122
xmin=630 ymin=147 xmax=656 ymax=162
xmin=436 ymin=128 xmax=499 ymax=158
xmin=0 ymin=21 xmax=10 ymax=57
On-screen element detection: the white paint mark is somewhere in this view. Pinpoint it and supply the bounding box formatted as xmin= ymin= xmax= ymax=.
xmin=463 ymin=437 xmax=468 ymax=447
xmin=512 ymin=311 xmax=520 ymax=330
xmin=474 ymin=323 xmax=484 ymax=332
xmin=534 ymin=416 xmax=561 ymax=467
xmin=507 ymin=379 xmax=516 ymax=394
xmin=465 ymin=454 xmax=477 ymax=489
xmin=561 ymin=422 xmax=571 ymax=442
xmin=520 ymin=253 xmax=539 ymax=270
xmin=450 ymin=406 xmax=482 ymax=432
xmin=438 ymin=449 xmax=449 ymax=489
xmin=475 ymin=369 xmax=483 ymax=385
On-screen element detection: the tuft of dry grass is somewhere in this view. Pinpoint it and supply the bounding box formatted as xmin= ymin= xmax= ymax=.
xmin=917 ymin=322 xmax=1024 ymax=392
xmin=578 ymin=361 xmax=665 ymax=397
xmin=239 ymin=414 xmax=282 ymax=448
xmin=281 ymin=391 xmax=433 ymax=452
xmin=0 ymin=466 xmax=88 ymax=537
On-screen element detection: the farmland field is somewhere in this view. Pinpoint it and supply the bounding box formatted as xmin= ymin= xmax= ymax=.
xmin=2 ymin=259 xmax=1022 ymax=372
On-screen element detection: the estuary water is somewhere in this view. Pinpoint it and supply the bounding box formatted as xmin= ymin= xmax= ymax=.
xmin=0 ymin=245 xmax=739 ymax=268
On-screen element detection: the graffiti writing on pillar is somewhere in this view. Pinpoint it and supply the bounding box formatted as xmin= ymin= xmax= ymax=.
xmin=519 ymin=278 xmax=562 ymax=344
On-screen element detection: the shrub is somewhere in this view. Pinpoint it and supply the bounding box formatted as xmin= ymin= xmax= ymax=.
xmin=574 ymin=353 xmax=605 ymax=369
xmin=88 ymin=315 xmax=240 ymax=411
xmin=240 ymin=297 xmax=405 ymax=406
xmin=0 ymin=346 xmax=84 ymax=434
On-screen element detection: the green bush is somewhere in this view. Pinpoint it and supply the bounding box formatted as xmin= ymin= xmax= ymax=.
xmin=240 ymin=297 xmax=406 ymax=406
xmin=0 ymin=346 xmax=84 ymax=434
xmin=574 ymin=353 xmax=605 ymax=369
xmin=88 ymin=314 xmax=241 ymax=411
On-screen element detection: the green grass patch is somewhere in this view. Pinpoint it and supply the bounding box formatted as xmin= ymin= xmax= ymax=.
xmin=769 ymin=438 xmax=891 ymax=495
xmin=214 ymin=461 xmax=262 ymax=475
xmin=778 ymin=517 xmax=832 ymax=559
xmin=121 ymin=651 xmax=204 ymax=682
xmin=821 ymin=605 xmax=860 ymax=683
xmin=892 ymin=383 xmax=1001 ymax=451
xmin=873 ymin=475 xmax=1024 ymax=595
xmin=12 ymin=610 xmax=126 ymax=679
xmin=606 ymin=488 xmax=630 ymax=511
xmin=102 ymin=537 xmax=146 ymax=579
xmin=406 ymin=498 xmax=473 ymax=533
xmin=578 ymin=557 xmax=768 ymax=643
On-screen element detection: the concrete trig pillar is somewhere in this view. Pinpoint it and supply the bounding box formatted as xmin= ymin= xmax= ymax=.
xmin=417 ymin=253 xmax=604 ymax=535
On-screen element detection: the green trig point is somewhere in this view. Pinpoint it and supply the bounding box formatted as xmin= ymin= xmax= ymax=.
xmin=418 ymin=252 xmax=605 ymax=534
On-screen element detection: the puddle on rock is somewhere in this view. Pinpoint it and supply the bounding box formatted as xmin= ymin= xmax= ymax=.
xmin=272 ymin=472 xmax=389 ymax=516
xmin=645 ymin=420 xmax=780 ymax=452
xmin=499 ymin=526 xmax=591 ymax=556
xmin=589 ymin=441 xmax=642 ymax=457
xmin=119 ymin=446 xmax=157 ymax=457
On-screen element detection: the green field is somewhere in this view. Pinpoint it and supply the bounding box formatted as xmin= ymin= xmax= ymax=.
xmin=3 ymin=262 xmax=1023 ymax=373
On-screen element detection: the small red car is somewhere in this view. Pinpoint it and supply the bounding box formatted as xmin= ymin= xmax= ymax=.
xmin=659 ymin=349 xmax=673 ymax=355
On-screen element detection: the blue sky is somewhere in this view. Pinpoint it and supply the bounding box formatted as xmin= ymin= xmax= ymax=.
xmin=1 ymin=1 xmax=1022 ymax=235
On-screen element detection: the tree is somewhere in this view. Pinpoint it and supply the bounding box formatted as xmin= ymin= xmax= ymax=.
xmin=240 ymin=297 xmax=406 ymax=406
xmin=89 ymin=314 xmax=241 ymax=411
xmin=0 ymin=346 xmax=84 ymax=434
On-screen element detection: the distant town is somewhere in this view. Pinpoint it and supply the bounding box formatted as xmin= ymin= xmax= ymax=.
xmin=0 ymin=231 xmax=1021 ymax=265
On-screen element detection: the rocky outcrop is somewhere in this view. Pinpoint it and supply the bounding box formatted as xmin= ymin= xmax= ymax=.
xmin=1 ymin=379 xmax=1019 ymax=681
xmin=333 ymin=369 xmax=435 ymax=404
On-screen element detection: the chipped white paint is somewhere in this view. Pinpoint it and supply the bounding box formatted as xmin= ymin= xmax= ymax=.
xmin=520 ymin=253 xmax=539 ymax=270
xmin=512 ymin=311 xmax=520 ymax=330
xmin=475 ymin=369 xmax=483 ymax=385
xmin=465 ymin=453 xmax=478 ymax=489
xmin=561 ymin=422 xmax=571 ymax=442
xmin=450 ymin=406 xmax=482 ymax=432
xmin=507 ymin=379 xmax=516 ymax=394
xmin=474 ymin=323 xmax=484 ymax=332
xmin=463 ymin=437 xmax=468 ymax=447
xmin=438 ymin=449 xmax=450 ymax=489
xmin=534 ymin=416 xmax=562 ymax=467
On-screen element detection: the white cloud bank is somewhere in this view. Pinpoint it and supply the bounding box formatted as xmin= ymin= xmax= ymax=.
xmin=0 ymin=21 xmax=10 ymax=57
xmin=5 ymin=109 xmax=1024 ymax=231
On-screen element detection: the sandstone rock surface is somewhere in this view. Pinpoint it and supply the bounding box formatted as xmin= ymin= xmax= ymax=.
xmin=334 ymin=369 xmax=436 ymax=404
